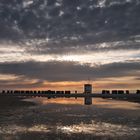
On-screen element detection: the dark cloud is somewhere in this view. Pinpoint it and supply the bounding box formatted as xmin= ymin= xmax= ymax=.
xmin=0 ymin=0 xmax=140 ymax=43
xmin=24 ymin=39 xmax=140 ymax=55
xmin=1 ymin=0 xmax=140 ymax=89
xmin=134 ymin=77 xmax=140 ymax=81
xmin=0 ymin=0 xmax=140 ymax=57
xmin=0 ymin=61 xmax=140 ymax=82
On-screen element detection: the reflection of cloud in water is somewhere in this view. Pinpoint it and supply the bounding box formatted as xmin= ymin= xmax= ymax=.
xmin=0 ymin=98 xmax=140 ymax=139
xmin=94 ymin=99 xmax=140 ymax=110
xmin=0 ymin=122 xmax=140 ymax=137
xmin=0 ymin=125 xmax=50 ymax=135
xmin=34 ymin=98 xmax=84 ymax=105
xmin=29 ymin=97 xmax=140 ymax=110
xmin=57 ymin=121 xmax=140 ymax=136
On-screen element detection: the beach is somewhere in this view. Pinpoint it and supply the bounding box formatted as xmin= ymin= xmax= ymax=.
xmin=0 ymin=97 xmax=140 ymax=140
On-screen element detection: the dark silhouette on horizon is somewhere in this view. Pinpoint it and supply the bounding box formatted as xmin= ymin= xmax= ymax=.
xmin=0 ymin=84 xmax=140 ymax=105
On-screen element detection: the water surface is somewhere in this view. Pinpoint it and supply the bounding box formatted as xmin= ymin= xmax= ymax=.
xmin=0 ymin=98 xmax=140 ymax=140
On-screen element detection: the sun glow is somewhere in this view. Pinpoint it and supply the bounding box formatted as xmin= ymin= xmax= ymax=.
xmin=54 ymin=49 xmax=140 ymax=65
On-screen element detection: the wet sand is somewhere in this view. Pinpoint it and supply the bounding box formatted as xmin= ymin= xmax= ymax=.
xmin=0 ymin=97 xmax=140 ymax=140
xmin=0 ymin=96 xmax=35 ymax=107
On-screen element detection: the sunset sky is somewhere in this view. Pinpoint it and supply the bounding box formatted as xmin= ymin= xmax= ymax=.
xmin=0 ymin=0 xmax=140 ymax=92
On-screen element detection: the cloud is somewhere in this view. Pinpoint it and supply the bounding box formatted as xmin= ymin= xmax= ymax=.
xmin=0 ymin=0 xmax=140 ymax=62
xmin=134 ymin=77 xmax=140 ymax=81
xmin=0 ymin=61 xmax=140 ymax=82
xmin=0 ymin=0 xmax=140 ymax=60
xmin=24 ymin=39 xmax=140 ymax=55
xmin=0 ymin=0 xmax=140 ymax=90
xmin=0 ymin=0 xmax=140 ymax=43
xmin=0 ymin=79 xmax=44 ymax=89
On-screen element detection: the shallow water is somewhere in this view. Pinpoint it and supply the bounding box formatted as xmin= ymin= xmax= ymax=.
xmin=0 ymin=98 xmax=140 ymax=140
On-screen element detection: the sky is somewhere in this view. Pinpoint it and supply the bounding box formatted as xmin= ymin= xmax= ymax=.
xmin=0 ymin=0 xmax=140 ymax=92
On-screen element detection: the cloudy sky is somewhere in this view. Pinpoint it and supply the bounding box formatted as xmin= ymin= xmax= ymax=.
xmin=0 ymin=0 xmax=140 ymax=92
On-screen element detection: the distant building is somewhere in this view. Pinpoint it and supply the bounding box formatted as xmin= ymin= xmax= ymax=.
xmin=126 ymin=90 xmax=129 ymax=94
xmin=112 ymin=90 xmax=118 ymax=94
xmin=102 ymin=90 xmax=110 ymax=94
xmin=84 ymin=84 xmax=92 ymax=105
xmin=136 ymin=90 xmax=140 ymax=94
xmin=118 ymin=90 xmax=124 ymax=94
xmin=84 ymin=84 xmax=92 ymax=94
xmin=65 ymin=91 xmax=71 ymax=94
xmin=56 ymin=91 xmax=64 ymax=94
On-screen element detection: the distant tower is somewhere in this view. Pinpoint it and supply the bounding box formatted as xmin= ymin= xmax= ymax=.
xmin=84 ymin=84 xmax=92 ymax=105
xmin=84 ymin=84 xmax=92 ymax=94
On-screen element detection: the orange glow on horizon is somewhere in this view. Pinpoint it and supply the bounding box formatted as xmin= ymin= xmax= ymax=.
xmin=0 ymin=75 xmax=139 ymax=93
xmin=8 ymin=79 xmax=139 ymax=93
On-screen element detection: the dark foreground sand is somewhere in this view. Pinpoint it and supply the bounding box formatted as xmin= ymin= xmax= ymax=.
xmin=0 ymin=97 xmax=140 ymax=140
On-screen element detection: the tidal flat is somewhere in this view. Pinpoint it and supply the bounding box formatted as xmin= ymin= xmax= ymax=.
xmin=0 ymin=97 xmax=140 ymax=140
